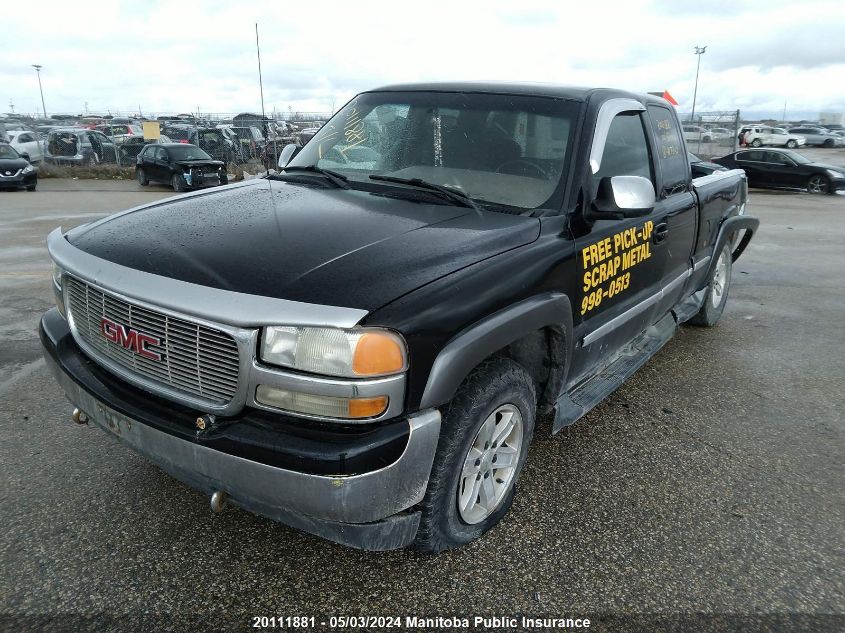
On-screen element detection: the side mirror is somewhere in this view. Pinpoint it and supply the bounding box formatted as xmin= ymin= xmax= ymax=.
xmin=277 ymin=143 xmax=300 ymax=168
xmin=20 ymin=152 xmax=31 ymax=161
xmin=588 ymin=175 xmax=655 ymax=220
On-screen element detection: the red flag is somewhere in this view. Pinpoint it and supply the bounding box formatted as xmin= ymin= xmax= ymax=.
xmin=662 ymin=90 xmax=678 ymax=106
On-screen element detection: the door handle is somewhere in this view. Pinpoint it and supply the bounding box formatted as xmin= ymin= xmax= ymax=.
xmin=653 ymin=222 xmax=669 ymax=244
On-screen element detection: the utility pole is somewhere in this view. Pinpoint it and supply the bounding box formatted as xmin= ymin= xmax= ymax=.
xmin=690 ymin=46 xmax=707 ymax=123
xmin=782 ymin=100 xmax=787 ymax=123
xmin=8 ymin=99 xmax=14 ymax=114
xmin=32 ymin=64 xmax=47 ymax=118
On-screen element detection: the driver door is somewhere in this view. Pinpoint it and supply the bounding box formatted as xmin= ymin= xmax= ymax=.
xmin=570 ymin=106 xmax=669 ymax=382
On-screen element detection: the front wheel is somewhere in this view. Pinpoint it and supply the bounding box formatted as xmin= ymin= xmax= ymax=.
xmin=414 ymin=358 xmax=536 ymax=553
xmin=751 ymin=138 xmax=763 ymax=147
xmin=786 ymin=140 xmax=798 ymax=149
xmin=807 ymin=174 xmax=831 ymax=194
xmin=823 ymin=139 xmax=834 ymax=148
xmin=136 ymin=168 xmax=149 ymax=186
xmin=689 ymin=243 xmax=732 ymax=327
xmin=171 ymin=173 xmax=187 ymax=192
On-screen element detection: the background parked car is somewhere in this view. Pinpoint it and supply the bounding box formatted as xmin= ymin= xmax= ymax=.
xmin=118 ymin=134 xmax=173 ymax=160
xmin=7 ymin=130 xmax=44 ymax=163
xmin=161 ymin=124 xmax=240 ymax=166
xmin=787 ymin=127 xmax=844 ymax=148
xmin=714 ymin=148 xmax=845 ymax=194
xmin=683 ymin=125 xmax=713 ymax=143
xmin=229 ymin=125 xmax=265 ymax=159
xmin=44 ymin=128 xmax=117 ymax=165
xmin=741 ymin=126 xmax=805 ymax=148
xmin=135 ymin=143 xmax=227 ymax=191
xmin=0 ymin=143 xmax=38 ymax=191
xmin=96 ymin=123 xmax=143 ymax=145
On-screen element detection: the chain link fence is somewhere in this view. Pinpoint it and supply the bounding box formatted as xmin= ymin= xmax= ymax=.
xmin=677 ymin=110 xmax=741 ymax=158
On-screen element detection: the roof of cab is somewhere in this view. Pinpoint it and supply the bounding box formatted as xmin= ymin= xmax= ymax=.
xmin=366 ymin=82 xmax=675 ymax=108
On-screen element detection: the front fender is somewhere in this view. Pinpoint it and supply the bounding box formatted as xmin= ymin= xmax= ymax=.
xmin=419 ymin=293 xmax=573 ymax=410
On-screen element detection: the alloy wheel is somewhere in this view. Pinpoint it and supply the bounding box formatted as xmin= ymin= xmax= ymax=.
xmin=457 ymin=404 xmax=523 ymax=524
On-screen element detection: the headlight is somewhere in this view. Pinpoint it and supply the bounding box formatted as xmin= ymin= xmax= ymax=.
xmin=52 ymin=262 xmax=63 ymax=289
xmin=261 ymin=326 xmax=407 ymax=378
xmin=52 ymin=262 xmax=65 ymax=316
xmin=23 ymin=165 xmax=34 ymax=174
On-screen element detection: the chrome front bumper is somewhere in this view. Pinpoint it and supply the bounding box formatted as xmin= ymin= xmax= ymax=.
xmin=43 ymin=340 xmax=441 ymax=549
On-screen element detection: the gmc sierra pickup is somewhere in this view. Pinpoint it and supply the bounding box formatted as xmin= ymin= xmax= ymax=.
xmin=41 ymin=83 xmax=758 ymax=552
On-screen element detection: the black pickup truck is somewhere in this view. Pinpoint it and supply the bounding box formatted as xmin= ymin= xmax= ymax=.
xmin=41 ymin=83 xmax=758 ymax=552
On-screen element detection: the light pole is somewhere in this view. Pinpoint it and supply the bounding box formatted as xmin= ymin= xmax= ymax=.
xmin=690 ymin=45 xmax=707 ymax=123
xmin=32 ymin=64 xmax=47 ymax=118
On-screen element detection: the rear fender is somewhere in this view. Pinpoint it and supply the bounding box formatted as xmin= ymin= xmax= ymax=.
xmin=700 ymin=215 xmax=760 ymax=287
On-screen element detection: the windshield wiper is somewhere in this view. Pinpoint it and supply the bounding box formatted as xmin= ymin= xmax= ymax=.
xmin=369 ymin=175 xmax=482 ymax=212
xmin=269 ymin=165 xmax=350 ymax=189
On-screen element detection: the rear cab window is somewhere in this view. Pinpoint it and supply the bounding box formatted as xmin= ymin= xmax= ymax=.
xmin=647 ymin=105 xmax=688 ymax=192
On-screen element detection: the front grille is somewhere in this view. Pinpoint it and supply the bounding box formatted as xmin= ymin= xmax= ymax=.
xmin=65 ymin=276 xmax=240 ymax=404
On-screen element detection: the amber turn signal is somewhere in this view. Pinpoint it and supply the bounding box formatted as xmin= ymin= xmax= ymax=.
xmin=352 ymin=332 xmax=407 ymax=376
xmin=348 ymin=396 xmax=389 ymax=418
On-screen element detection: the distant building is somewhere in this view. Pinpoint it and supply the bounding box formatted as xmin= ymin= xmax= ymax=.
xmin=820 ymin=112 xmax=844 ymax=127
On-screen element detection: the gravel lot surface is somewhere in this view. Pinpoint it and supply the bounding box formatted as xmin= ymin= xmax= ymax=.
xmin=1 ymin=174 xmax=843 ymax=632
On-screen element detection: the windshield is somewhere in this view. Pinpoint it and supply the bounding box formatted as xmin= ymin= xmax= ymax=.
xmin=166 ymin=145 xmax=211 ymax=161
xmin=0 ymin=144 xmax=20 ymax=159
xmin=288 ymin=91 xmax=579 ymax=211
xmin=780 ymin=150 xmax=812 ymax=164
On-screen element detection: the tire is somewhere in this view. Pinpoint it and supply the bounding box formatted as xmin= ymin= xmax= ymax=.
xmin=220 ymin=174 xmax=229 ymax=186
xmin=171 ymin=173 xmax=186 ymax=192
xmin=807 ymin=174 xmax=831 ymax=194
xmin=26 ymin=184 xmax=36 ymax=192
xmin=414 ymin=358 xmax=536 ymax=553
xmin=786 ymin=140 xmax=798 ymax=149
xmin=823 ymin=139 xmax=834 ymax=148
xmin=689 ymin=243 xmax=732 ymax=327
xmin=751 ymin=138 xmax=762 ymax=148
xmin=703 ymin=136 xmax=711 ymax=143
xmin=136 ymin=168 xmax=149 ymax=186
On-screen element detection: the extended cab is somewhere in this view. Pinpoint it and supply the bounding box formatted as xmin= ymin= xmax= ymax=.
xmin=41 ymin=83 xmax=758 ymax=552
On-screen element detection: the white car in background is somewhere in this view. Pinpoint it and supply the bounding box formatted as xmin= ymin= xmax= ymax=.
xmin=7 ymin=130 xmax=44 ymax=163
xmin=682 ymin=125 xmax=713 ymax=143
xmin=742 ymin=126 xmax=805 ymax=149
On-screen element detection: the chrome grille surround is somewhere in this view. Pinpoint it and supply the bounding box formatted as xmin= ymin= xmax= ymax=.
xmin=64 ymin=274 xmax=257 ymax=415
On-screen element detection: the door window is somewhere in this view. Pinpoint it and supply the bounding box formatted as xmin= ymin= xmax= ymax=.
xmin=17 ymin=133 xmax=34 ymax=143
xmin=647 ymin=105 xmax=687 ymax=193
xmin=765 ymin=151 xmax=792 ymax=165
xmin=592 ymin=112 xmax=654 ymax=197
xmin=155 ymin=147 xmax=168 ymax=161
xmin=738 ymin=150 xmax=765 ymax=162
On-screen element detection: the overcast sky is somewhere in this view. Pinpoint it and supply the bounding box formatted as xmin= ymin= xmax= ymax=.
xmin=3 ymin=0 xmax=844 ymax=120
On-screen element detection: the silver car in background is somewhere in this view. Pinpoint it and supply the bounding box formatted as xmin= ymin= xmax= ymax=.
xmin=787 ymin=126 xmax=844 ymax=147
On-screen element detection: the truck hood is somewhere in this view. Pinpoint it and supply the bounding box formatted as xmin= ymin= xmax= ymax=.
xmin=67 ymin=179 xmax=540 ymax=311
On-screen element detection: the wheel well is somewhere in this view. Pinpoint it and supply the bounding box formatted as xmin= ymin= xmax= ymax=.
xmin=495 ymin=326 xmax=567 ymax=414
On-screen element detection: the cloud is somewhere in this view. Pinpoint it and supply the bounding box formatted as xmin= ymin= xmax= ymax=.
xmin=1 ymin=0 xmax=844 ymax=119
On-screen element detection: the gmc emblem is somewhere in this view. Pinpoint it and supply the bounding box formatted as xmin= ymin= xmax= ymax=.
xmin=100 ymin=317 xmax=162 ymax=361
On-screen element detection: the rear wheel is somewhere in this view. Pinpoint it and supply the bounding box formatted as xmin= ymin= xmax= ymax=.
xmin=136 ymin=168 xmax=149 ymax=186
xmin=823 ymin=139 xmax=834 ymax=148
xmin=751 ymin=138 xmax=763 ymax=147
xmin=414 ymin=359 xmax=536 ymax=553
xmin=689 ymin=243 xmax=732 ymax=327
xmin=171 ymin=173 xmax=186 ymax=192
xmin=786 ymin=140 xmax=798 ymax=149
xmin=807 ymin=174 xmax=831 ymax=194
